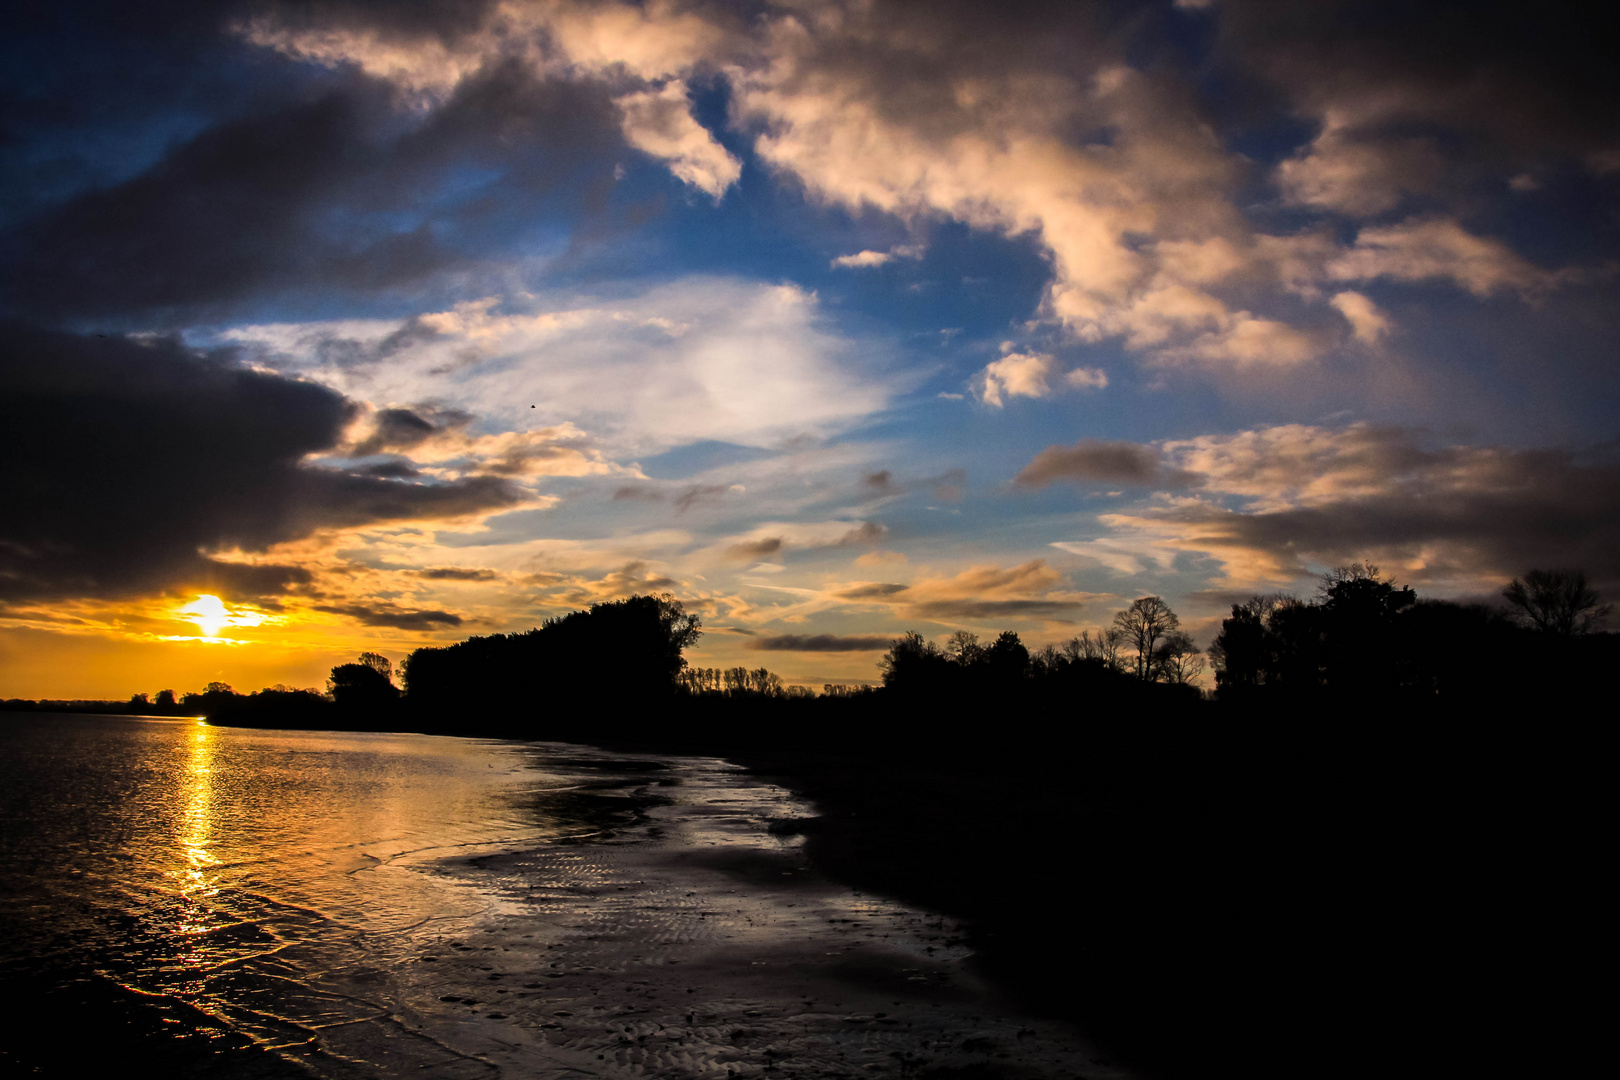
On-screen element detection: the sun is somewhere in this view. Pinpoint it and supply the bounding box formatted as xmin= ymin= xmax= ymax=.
xmin=174 ymin=595 xmax=276 ymax=638
xmin=178 ymin=595 xmax=233 ymax=637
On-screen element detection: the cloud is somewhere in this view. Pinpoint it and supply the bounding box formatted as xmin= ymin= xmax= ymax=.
xmin=223 ymin=0 xmax=1601 ymax=379
xmin=836 ymin=521 xmax=888 ymax=547
xmin=860 ymin=470 xmax=900 ymax=497
xmin=556 ymin=561 xmax=678 ymax=605
xmin=313 ymin=603 xmax=464 ymax=630
xmin=726 ymin=536 xmax=784 ymax=560
xmin=838 ymin=583 xmax=910 ymax=600
xmin=615 ymin=80 xmax=741 ymax=198
xmin=1327 ymin=218 xmax=1557 ymax=297
xmin=1014 ymin=440 xmax=1167 ymax=488
xmin=0 ymin=325 xmax=526 ymax=604
xmin=674 ymin=484 xmax=736 ymax=513
xmin=233 ymin=279 xmax=892 ymax=454
xmin=830 ymin=245 xmax=923 ymax=269
xmin=348 ymin=407 xmax=457 ymax=456
xmin=1078 ymin=424 xmax=1620 ymax=591
xmin=907 ymin=598 xmax=1083 ymax=620
xmin=1329 ymin=291 xmax=1391 ymax=344
xmin=1 ymin=63 xmax=623 ymax=321
xmin=749 ymin=633 xmax=892 ymax=652
xmin=413 ymin=567 xmax=500 ymax=581
xmin=978 ymin=352 xmax=1054 ymax=407
xmin=1220 ymin=0 xmax=1620 ymax=187
xmin=714 ymin=519 xmax=886 ymax=563
xmin=899 ymin=560 xmax=1086 ymax=623
xmin=1276 ymin=125 xmax=1443 ymax=216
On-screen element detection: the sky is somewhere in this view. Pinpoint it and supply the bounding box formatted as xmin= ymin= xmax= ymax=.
xmin=3 ymin=0 xmax=1617 ymax=697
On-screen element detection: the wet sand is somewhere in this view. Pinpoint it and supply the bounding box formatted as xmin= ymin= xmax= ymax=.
xmin=357 ymin=746 xmax=1125 ymax=1080
xmin=8 ymin=718 xmax=1599 ymax=1080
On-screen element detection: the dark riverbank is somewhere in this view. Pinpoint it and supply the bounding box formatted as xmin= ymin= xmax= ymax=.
xmin=16 ymin=699 xmax=1603 ymax=1079
xmin=599 ymin=714 xmax=1608 ymax=1080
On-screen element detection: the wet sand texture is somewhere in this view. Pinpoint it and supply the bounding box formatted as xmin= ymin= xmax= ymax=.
xmin=3 ymin=739 xmax=1127 ymax=1080
xmin=381 ymin=748 xmax=1125 ymax=1080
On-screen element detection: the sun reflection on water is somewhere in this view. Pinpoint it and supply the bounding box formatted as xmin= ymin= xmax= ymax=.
xmin=176 ymin=724 xmax=218 ymax=948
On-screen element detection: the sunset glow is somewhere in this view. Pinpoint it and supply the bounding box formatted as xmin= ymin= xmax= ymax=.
xmin=174 ymin=595 xmax=273 ymax=641
xmin=1 ymin=1 xmax=1614 ymax=699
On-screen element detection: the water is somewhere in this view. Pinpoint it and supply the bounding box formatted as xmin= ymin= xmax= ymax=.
xmin=0 ymin=714 xmax=1117 ymax=1079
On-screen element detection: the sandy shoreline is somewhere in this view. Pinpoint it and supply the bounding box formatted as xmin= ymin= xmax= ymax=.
xmin=362 ymin=747 xmax=1126 ymax=1080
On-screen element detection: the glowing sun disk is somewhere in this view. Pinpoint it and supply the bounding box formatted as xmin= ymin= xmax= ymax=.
xmin=176 ymin=594 xmax=267 ymax=638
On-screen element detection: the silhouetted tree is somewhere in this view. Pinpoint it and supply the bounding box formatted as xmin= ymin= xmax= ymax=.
xmin=1155 ymin=631 xmax=1206 ymax=686
xmin=679 ymin=667 xmax=724 ymax=694
xmin=1318 ymin=564 xmax=1416 ymax=694
xmin=721 ymin=667 xmax=784 ymax=696
xmin=1113 ymin=597 xmax=1180 ymax=681
xmin=183 ymin=682 xmax=242 ymax=715
xmin=401 ymin=594 xmax=701 ymax=733
xmin=1209 ymin=601 xmax=1268 ymax=694
xmin=881 ymin=631 xmax=949 ymax=691
xmin=822 ymin=683 xmax=872 ymax=697
xmin=945 ymin=630 xmax=986 ymax=666
xmin=1503 ymin=569 xmax=1610 ymax=635
xmin=357 ymin=652 xmax=394 ymax=681
xmin=328 ymin=659 xmax=399 ymax=707
xmin=985 ymin=630 xmax=1031 ymax=681
xmin=1210 ymin=594 xmax=1324 ymax=698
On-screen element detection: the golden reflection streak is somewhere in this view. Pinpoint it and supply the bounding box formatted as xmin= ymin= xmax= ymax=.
xmin=177 ymin=723 xmax=219 ymax=948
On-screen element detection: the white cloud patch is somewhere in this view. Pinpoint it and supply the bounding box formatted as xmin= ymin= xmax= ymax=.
xmin=616 ymin=81 xmax=741 ymax=198
xmin=1276 ymin=120 xmax=1444 ymax=216
xmin=1327 ymin=218 xmax=1556 ymax=297
xmin=977 ymin=352 xmax=1054 ymax=407
xmin=228 ymin=278 xmax=892 ymax=454
xmin=1329 ymin=291 xmax=1391 ymax=343
xmin=830 ymin=244 xmax=923 ymax=269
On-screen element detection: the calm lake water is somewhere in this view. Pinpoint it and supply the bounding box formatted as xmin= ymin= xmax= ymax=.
xmin=0 ymin=714 xmax=1117 ymax=1080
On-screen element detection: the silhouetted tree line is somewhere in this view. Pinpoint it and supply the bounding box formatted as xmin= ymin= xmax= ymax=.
xmin=68 ymin=563 xmax=1612 ymax=736
xmin=1210 ymin=564 xmax=1615 ymax=708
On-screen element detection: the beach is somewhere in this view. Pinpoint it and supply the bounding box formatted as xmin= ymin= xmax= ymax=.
xmin=0 ymin=715 xmax=1125 ymax=1079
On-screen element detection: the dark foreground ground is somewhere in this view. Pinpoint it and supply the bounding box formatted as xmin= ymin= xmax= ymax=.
xmin=4 ymin=708 xmax=1606 ymax=1080
xmin=621 ymin=714 xmax=1609 ymax=1080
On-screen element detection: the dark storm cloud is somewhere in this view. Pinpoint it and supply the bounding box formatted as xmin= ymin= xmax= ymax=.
xmin=1216 ymin=1 xmax=1620 ymax=159
xmin=0 ymin=325 xmax=525 ymax=603
xmin=749 ymin=633 xmax=892 ymax=652
xmin=0 ymin=49 xmax=622 ymax=322
xmin=312 ymin=602 xmax=464 ymax=629
xmin=1013 ymin=440 xmax=1175 ymax=488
